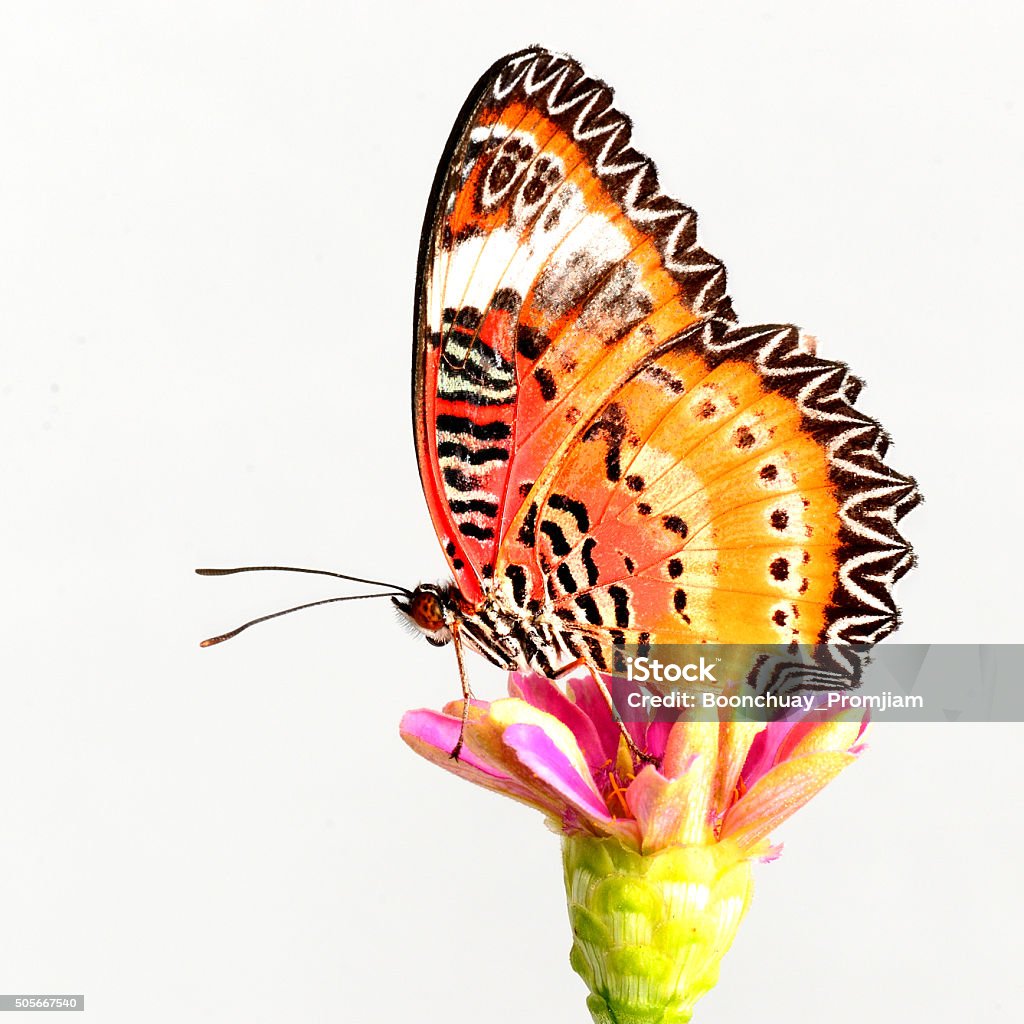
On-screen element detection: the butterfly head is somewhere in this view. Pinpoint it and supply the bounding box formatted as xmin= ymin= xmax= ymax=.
xmin=393 ymin=583 xmax=458 ymax=648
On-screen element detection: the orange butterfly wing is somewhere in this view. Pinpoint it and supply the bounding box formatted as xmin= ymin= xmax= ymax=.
xmin=414 ymin=49 xmax=731 ymax=603
xmin=413 ymin=48 xmax=917 ymax=655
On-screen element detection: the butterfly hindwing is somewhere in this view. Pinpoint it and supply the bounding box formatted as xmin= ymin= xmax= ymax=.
xmin=497 ymin=321 xmax=918 ymax=667
xmin=413 ymin=47 xmax=917 ymax=657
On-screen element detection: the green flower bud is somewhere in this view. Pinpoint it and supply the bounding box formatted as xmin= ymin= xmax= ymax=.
xmin=563 ymin=835 xmax=754 ymax=1024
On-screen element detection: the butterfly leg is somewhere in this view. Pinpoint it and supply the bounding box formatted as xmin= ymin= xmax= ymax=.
xmin=449 ymin=622 xmax=475 ymax=761
xmin=550 ymin=658 xmax=658 ymax=766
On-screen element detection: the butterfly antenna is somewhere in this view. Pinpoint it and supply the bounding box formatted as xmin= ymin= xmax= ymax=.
xmin=198 ymin=592 xmax=406 ymax=648
xmin=196 ymin=565 xmax=412 ymax=596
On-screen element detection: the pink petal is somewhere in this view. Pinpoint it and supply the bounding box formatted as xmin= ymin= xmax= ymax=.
xmin=742 ymin=719 xmax=808 ymax=786
xmin=772 ymin=720 xmax=820 ymax=766
xmin=566 ymin=673 xmax=647 ymax=758
xmin=509 ymin=672 xmax=609 ymax=773
xmin=399 ymin=709 xmax=553 ymax=811
xmin=642 ymin=720 xmax=674 ymax=761
xmin=400 ymin=709 xmax=502 ymax=777
xmin=502 ymin=722 xmax=613 ymax=825
xmin=565 ymin=672 xmax=621 ymax=756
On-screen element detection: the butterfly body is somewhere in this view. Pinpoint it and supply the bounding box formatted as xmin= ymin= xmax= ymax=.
xmin=396 ymin=578 xmax=586 ymax=676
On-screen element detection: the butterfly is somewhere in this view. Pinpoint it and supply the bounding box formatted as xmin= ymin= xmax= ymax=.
xmin=201 ymin=47 xmax=917 ymax=757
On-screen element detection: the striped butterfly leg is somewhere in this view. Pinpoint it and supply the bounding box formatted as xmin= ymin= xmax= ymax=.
xmin=551 ymin=657 xmax=659 ymax=766
xmin=449 ymin=621 xmax=476 ymax=761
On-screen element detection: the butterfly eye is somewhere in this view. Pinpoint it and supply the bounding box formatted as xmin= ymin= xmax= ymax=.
xmin=397 ymin=586 xmax=450 ymax=636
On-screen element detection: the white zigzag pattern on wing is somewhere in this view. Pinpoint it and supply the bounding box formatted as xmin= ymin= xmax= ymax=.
xmin=693 ymin=320 xmax=915 ymax=641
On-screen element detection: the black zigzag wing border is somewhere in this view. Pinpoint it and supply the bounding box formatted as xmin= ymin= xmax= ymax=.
xmin=413 ymin=46 xmax=737 ymax=402
xmin=654 ymin=319 xmax=921 ymax=645
xmin=479 ymin=46 xmax=736 ymax=322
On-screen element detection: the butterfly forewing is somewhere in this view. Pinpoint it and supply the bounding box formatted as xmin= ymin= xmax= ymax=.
xmin=413 ymin=47 xmax=917 ymax=665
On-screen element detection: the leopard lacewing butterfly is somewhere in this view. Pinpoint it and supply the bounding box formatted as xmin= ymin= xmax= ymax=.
xmin=199 ymin=48 xmax=918 ymax=756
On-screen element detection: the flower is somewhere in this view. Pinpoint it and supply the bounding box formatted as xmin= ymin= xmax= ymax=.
xmin=401 ymin=671 xmax=866 ymax=1024
xmin=401 ymin=671 xmax=865 ymax=856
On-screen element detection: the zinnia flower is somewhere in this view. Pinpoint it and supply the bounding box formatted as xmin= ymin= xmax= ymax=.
xmin=401 ymin=671 xmax=865 ymax=1024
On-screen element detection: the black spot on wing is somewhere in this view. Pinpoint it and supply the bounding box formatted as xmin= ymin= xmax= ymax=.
xmin=564 ymin=633 xmax=584 ymax=659
xmin=734 ymin=426 xmax=755 ymax=449
xmin=448 ymin=498 xmax=499 ymax=517
xmin=436 ymin=414 xmax=511 ymax=441
xmin=505 ymin=564 xmax=528 ymax=607
xmin=443 ymin=467 xmax=480 ymax=493
xmin=643 ymin=364 xmax=686 ymax=395
xmin=582 ymin=403 xmax=627 ymax=482
xmin=534 ymin=367 xmax=557 ymax=400
xmin=581 ymin=635 xmax=607 ymax=670
xmin=574 ymin=594 xmax=603 ymax=625
xmin=663 ymin=515 xmax=688 ymax=537
xmin=518 ymin=502 xmax=538 ymax=547
xmin=608 ymin=585 xmax=631 ymax=628
xmin=516 ymin=325 xmax=552 ymax=361
xmin=556 ymin=563 xmax=579 ymax=594
xmin=437 ymin=440 xmax=510 ymax=465
xmin=459 ymin=522 xmax=494 ymax=540
xmin=581 ymin=537 xmax=599 ymax=586
xmin=547 ymin=493 xmax=590 ymax=533
xmin=491 ymin=288 xmax=522 ymax=314
xmin=540 ymin=520 xmax=571 ymax=557
xmin=455 ymin=306 xmax=482 ymax=332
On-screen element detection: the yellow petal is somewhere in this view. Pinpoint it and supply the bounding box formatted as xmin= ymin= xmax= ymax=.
xmin=712 ymin=721 xmax=764 ymax=821
xmin=787 ymin=718 xmax=864 ymax=759
xmin=625 ymin=765 xmax=716 ymax=853
xmin=488 ymin=697 xmax=597 ymax=786
xmin=663 ymin=720 xmax=718 ymax=781
xmin=720 ymin=751 xmax=855 ymax=850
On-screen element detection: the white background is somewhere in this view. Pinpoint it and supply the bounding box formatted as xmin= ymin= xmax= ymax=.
xmin=2 ymin=2 xmax=1022 ymax=1022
